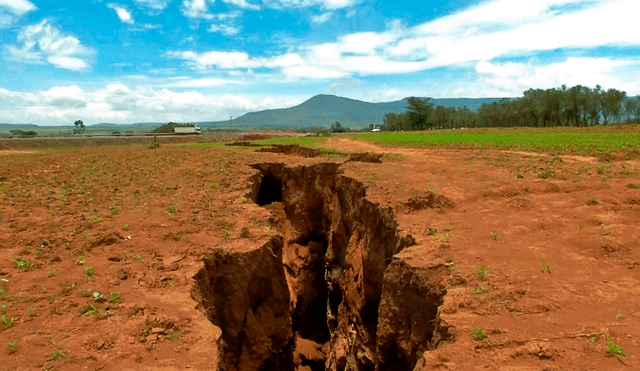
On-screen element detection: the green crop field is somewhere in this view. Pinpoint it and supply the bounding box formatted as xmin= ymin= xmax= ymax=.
xmin=257 ymin=126 xmax=640 ymax=157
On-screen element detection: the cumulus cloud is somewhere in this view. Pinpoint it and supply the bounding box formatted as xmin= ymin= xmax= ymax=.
xmin=0 ymin=84 xmax=292 ymax=125
xmin=182 ymin=0 xmax=212 ymax=19
xmin=170 ymin=0 xmax=640 ymax=85
xmin=5 ymin=20 xmax=94 ymax=71
xmin=0 ymin=0 xmax=36 ymax=27
xmin=107 ymin=4 xmax=134 ymax=24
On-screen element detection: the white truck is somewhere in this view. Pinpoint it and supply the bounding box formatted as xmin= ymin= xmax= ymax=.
xmin=173 ymin=124 xmax=202 ymax=135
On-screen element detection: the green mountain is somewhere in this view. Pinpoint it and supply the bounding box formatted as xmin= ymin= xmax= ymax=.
xmin=198 ymin=95 xmax=502 ymax=129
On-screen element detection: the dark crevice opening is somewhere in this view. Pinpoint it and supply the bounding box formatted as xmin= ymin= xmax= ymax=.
xmin=256 ymin=175 xmax=283 ymax=206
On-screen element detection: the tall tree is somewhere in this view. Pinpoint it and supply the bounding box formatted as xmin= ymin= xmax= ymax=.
xmin=405 ymin=97 xmax=434 ymax=129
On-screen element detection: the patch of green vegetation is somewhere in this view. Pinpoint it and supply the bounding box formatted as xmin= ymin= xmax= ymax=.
xmin=348 ymin=126 xmax=640 ymax=156
xmin=476 ymin=265 xmax=488 ymax=279
xmin=48 ymin=350 xmax=67 ymax=360
xmin=490 ymin=231 xmax=498 ymax=241
xmin=472 ymin=328 xmax=487 ymax=341
xmin=7 ymin=340 xmax=17 ymax=355
xmin=256 ymin=136 xmax=330 ymax=147
xmin=88 ymin=215 xmax=102 ymax=223
xmin=167 ymin=203 xmax=178 ymax=219
xmin=539 ymin=170 xmax=555 ymax=179
xmin=605 ymin=336 xmax=626 ymax=357
xmin=539 ymin=262 xmax=552 ymax=273
xmin=85 ymin=266 xmax=94 ymax=277
xmin=166 ymin=331 xmax=179 ymax=342
xmin=122 ymin=224 xmax=130 ymax=231
xmin=9 ymin=258 xmax=33 ymax=271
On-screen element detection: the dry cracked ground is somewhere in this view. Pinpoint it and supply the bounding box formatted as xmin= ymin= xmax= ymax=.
xmin=0 ymin=136 xmax=639 ymax=371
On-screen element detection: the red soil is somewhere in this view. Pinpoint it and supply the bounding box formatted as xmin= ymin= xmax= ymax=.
xmin=0 ymin=137 xmax=638 ymax=371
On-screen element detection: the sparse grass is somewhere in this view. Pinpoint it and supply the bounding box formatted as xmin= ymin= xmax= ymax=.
xmin=267 ymin=224 xmax=273 ymax=233
xmin=605 ymin=336 xmax=626 ymax=357
xmin=614 ymin=311 xmax=626 ymax=324
xmin=135 ymin=254 xmax=144 ymax=263
xmin=476 ymin=265 xmax=488 ymax=279
xmin=539 ymin=170 xmax=555 ymax=179
xmin=628 ymin=183 xmax=640 ymax=189
xmin=9 ymin=258 xmax=33 ymax=271
xmin=110 ymin=293 xmax=120 ymax=303
xmin=48 ymin=350 xmax=67 ymax=360
xmin=490 ymin=231 xmax=498 ymax=241
xmin=7 ymin=340 xmax=17 ymax=355
xmin=439 ymin=232 xmax=451 ymax=243
xmin=166 ymin=331 xmax=179 ymax=342
xmin=80 ymin=302 xmax=101 ymax=317
xmin=539 ymin=262 xmax=552 ymax=273
xmin=28 ymin=308 xmax=36 ymax=317
xmin=1 ymin=314 xmax=18 ymax=328
xmin=48 ymin=269 xmax=56 ymax=277
xmin=473 ymin=286 xmax=490 ymax=295
xmin=76 ymin=256 xmax=86 ymax=265
xmin=472 ymin=328 xmax=487 ymax=341
xmin=167 ymin=203 xmax=178 ymax=219
xmin=88 ymin=215 xmax=102 ymax=223
xmin=222 ymin=228 xmax=231 ymax=237
xmin=85 ymin=266 xmax=94 ymax=277
xmin=426 ymin=227 xmax=438 ymax=236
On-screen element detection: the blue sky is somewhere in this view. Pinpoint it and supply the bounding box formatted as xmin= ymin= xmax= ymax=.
xmin=1 ymin=0 xmax=639 ymax=125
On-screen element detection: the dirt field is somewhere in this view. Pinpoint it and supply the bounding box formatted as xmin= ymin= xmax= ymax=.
xmin=0 ymin=137 xmax=639 ymax=371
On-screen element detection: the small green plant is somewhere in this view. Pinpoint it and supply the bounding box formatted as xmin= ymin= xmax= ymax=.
xmin=476 ymin=265 xmax=487 ymax=279
xmin=578 ymin=224 xmax=584 ymax=231
xmin=473 ymin=286 xmax=490 ymax=295
xmin=28 ymin=309 xmax=36 ymax=317
xmin=427 ymin=186 xmax=436 ymax=195
xmin=240 ymin=196 xmax=248 ymax=204
xmin=92 ymin=291 xmax=103 ymax=301
xmin=222 ymin=228 xmax=231 ymax=237
xmin=539 ymin=262 xmax=552 ymax=273
xmin=167 ymin=203 xmax=178 ymax=219
xmin=110 ymin=203 xmax=119 ymax=216
xmin=135 ymin=254 xmax=144 ymax=263
xmin=605 ymin=336 xmax=626 ymax=357
xmin=209 ymin=182 xmax=218 ymax=188
xmin=80 ymin=303 xmax=101 ymax=317
xmin=48 ymin=269 xmax=56 ymax=277
xmin=0 ymin=305 xmax=6 ymax=313
xmin=122 ymin=224 xmax=130 ymax=231
xmin=0 ymin=289 xmax=5 ymax=298
xmin=267 ymin=224 xmax=273 ymax=233
xmin=614 ymin=311 xmax=626 ymax=324
xmin=539 ymin=170 xmax=555 ymax=179
xmin=7 ymin=340 xmax=17 ymax=355
xmin=472 ymin=328 xmax=487 ymax=341
xmin=490 ymin=231 xmax=498 ymax=240
xmin=148 ymin=136 xmax=160 ymax=149
xmin=109 ymin=293 xmax=120 ymax=303
xmin=172 ymin=233 xmax=181 ymax=241
xmin=426 ymin=227 xmax=438 ymax=236
xmin=9 ymin=258 xmax=33 ymax=271
xmin=49 ymin=350 xmax=67 ymax=360
xmin=85 ymin=266 xmax=94 ymax=277
xmin=439 ymin=232 xmax=450 ymax=243
xmin=166 ymin=331 xmax=179 ymax=342
xmin=76 ymin=256 xmax=86 ymax=265
xmin=88 ymin=215 xmax=102 ymax=223
xmin=1 ymin=314 xmax=17 ymax=328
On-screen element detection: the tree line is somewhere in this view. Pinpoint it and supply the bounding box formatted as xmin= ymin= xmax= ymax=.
xmin=383 ymin=85 xmax=640 ymax=131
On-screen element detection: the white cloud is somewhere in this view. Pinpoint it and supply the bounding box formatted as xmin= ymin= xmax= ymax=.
xmin=264 ymin=0 xmax=357 ymax=10
xmin=5 ymin=20 xmax=94 ymax=71
xmin=170 ymin=0 xmax=640 ymax=88
xmin=0 ymin=84 xmax=295 ymax=125
xmin=0 ymin=0 xmax=36 ymax=27
xmin=208 ymin=23 xmax=240 ymax=36
xmin=182 ymin=0 xmax=212 ymax=19
xmin=310 ymin=12 xmax=332 ymax=24
xmin=0 ymin=0 xmax=36 ymax=14
xmin=133 ymin=0 xmax=170 ymax=12
xmin=107 ymin=3 xmax=134 ymax=24
xmin=222 ymin=0 xmax=259 ymax=10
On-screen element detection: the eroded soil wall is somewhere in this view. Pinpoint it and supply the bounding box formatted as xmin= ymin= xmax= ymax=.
xmin=194 ymin=163 xmax=449 ymax=371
